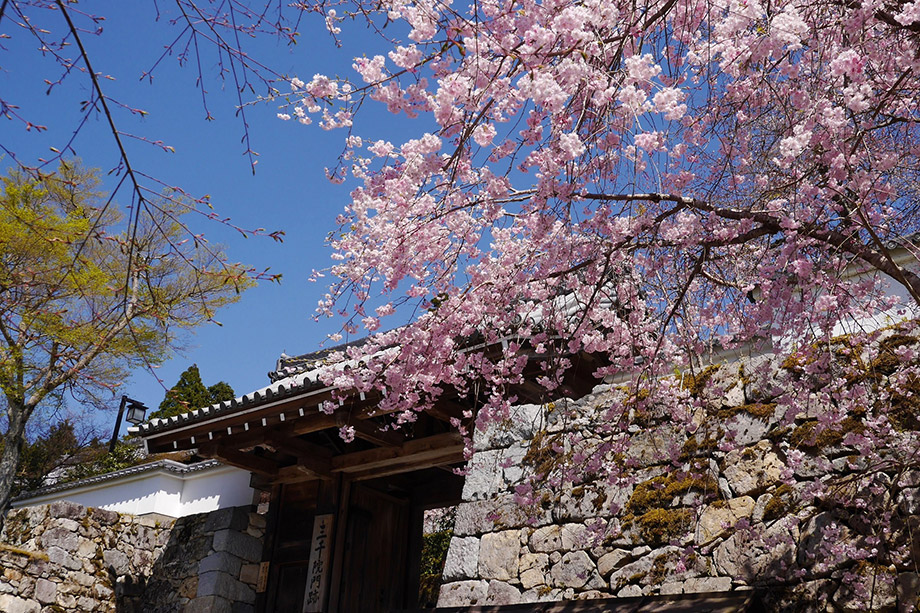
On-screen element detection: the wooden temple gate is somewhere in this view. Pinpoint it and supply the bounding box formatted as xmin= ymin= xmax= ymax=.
xmin=138 ymin=346 xmax=605 ymax=612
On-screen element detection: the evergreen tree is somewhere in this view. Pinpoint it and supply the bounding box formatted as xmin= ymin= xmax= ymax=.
xmin=151 ymin=365 xmax=235 ymax=420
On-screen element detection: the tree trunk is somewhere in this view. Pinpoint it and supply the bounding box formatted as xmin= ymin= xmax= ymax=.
xmin=0 ymin=404 xmax=29 ymax=534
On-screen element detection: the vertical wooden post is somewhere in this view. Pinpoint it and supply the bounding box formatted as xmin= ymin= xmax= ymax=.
xmin=325 ymin=475 xmax=351 ymax=613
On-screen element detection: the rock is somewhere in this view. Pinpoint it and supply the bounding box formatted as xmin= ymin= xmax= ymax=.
xmin=485 ymin=580 xmax=522 ymax=605
xmin=205 ymin=507 xmax=249 ymax=533
xmin=696 ymin=497 xmax=755 ymax=544
xmin=197 ymin=571 xmax=254 ymax=603
xmin=625 ymin=425 xmax=685 ymax=467
xmin=520 ymin=586 xmax=563 ymax=602
xmin=102 ymin=549 xmax=130 ymax=575
xmin=550 ymin=550 xmax=597 ymax=589
xmin=39 ymin=526 xmax=78 ymax=552
xmin=478 ymin=531 xmax=520 ymax=581
xmin=723 ymin=412 xmax=770 ymax=447
xmin=520 ymin=568 xmax=545 ymax=589
xmin=49 ymin=501 xmax=84 ymax=521
xmin=684 ymin=576 xmax=732 ymax=593
xmin=462 ymin=449 xmax=507 ymax=500
xmin=660 ymin=582 xmax=684 ymax=595
xmin=212 ymin=529 xmax=262 ymax=563
xmin=561 ymin=523 xmax=589 ymax=550
xmin=442 ymin=537 xmax=480 ymax=581
xmin=48 ymin=546 xmax=82 ymax=571
xmin=530 ymin=526 xmax=563 ymax=552
xmin=0 ymin=594 xmax=39 ymax=613
xmin=33 ymin=578 xmax=56 ymax=604
xmin=438 ymin=580 xmax=489 ymax=606
xmin=608 ymin=547 xmax=678 ymax=591
xmin=519 ymin=553 xmax=548 ymax=588
xmin=597 ymin=550 xmax=631 ymax=577
xmin=198 ymin=551 xmax=243 ymax=577
xmin=88 ymin=507 xmax=120 ymax=526
xmin=184 ymin=594 xmax=234 ymax=613
xmin=473 ymin=403 xmax=545 ymax=451
xmin=722 ymin=441 xmax=784 ymax=496
xmin=520 ymin=552 xmax=548 ymax=572
xmin=617 ymin=584 xmax=643 ymax=597
xmin=714 ymin=520 xmax=798 ymax=580
xmin=454 ymin=497 xmax=552 ymax=536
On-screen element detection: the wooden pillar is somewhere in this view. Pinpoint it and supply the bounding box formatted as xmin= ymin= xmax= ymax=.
xmin=324 ymin=475 xmax=351 ymax=613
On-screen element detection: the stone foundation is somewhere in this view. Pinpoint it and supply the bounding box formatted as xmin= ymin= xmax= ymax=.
xmin=0 ymin=501 xmax=263 ymax=613
xmin=439 ymin=353 xmax=920 ymax=611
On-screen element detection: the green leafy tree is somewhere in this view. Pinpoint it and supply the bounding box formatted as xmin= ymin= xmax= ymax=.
xmin=150 ymin=364 xmax=235 ymax=421
xmin=0 ymin=162 xmax=254 ymax=527
xmin=0 ymin=420 xmax=80 ymax=496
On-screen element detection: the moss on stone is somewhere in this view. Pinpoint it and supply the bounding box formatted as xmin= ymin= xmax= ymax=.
xmin=626 ymin=472 xmax=718 ymax=517
xmin=634 ymin=508 xmax=693 ymax=546
xmin=713 ymin=402 xmax=777 ymax=420
xmin=681 ymin=365 xmax=720 ymax=397
xmin=870 ymin=334 xmax=918 ymax=376
xmin=789 ymin=417 xmax=864 ymax=450
xmin=679 ymin=431 xmax=721 ymax=460
xmin=763 ymin=484 xmax=793 ymax=522
xmin=0 ymin=542 xmax=48 ymax=561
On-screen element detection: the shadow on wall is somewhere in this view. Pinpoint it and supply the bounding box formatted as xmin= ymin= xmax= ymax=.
xmin=123 ymin=506 xmax=264 ymax=613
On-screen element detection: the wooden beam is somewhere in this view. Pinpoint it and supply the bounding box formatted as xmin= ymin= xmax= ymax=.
xmin=265 ymin=432 xmax=333 ymax=480
xmin=273 ymin=464 xmax=324 ymax=485
xmin=345 ymin=448 xmax=465 ymax=481
xmin=198 ymin=443 xmax=279 ymax=477
xmin=349 ymin=418 xmax=405 ymax=447
xmin=331 ymin=432 xmax=464 ymax=476
xmin=288 ymin=412 xmax=341 ymax=436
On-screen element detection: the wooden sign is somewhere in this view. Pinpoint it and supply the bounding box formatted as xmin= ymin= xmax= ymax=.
xmin=303 ymin=513 xmax=334 ymax=613
xmin=256 ymin=562 xmax=270 ymax=593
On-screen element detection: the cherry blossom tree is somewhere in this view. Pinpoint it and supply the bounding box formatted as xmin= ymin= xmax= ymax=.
xmin=280 ymin=0 xmax=920 ymax=599
xmin=287 ymin=0 xmax=920 ymax=420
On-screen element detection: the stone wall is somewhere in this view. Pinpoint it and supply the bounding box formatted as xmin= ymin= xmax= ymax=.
xmin=0 ymin=501 xmax=263 ymax=613
xmin=438 ymin=351 xmax=920 ymax=611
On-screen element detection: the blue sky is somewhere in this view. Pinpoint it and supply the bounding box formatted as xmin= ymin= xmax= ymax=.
xmin=1 ymin=3 xmax=406 ymax=436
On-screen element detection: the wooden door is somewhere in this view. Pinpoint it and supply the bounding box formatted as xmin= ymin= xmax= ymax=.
xmin=336 ymin=484 xmax=410 ymax=613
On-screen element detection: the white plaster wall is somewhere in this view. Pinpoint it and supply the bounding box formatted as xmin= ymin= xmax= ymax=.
xmin=178 ymin=466 xmax=254 ymax=515
xmin=12 ymin=463 xmax=254 ymax=518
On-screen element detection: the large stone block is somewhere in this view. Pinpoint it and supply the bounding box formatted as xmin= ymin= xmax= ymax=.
xmin=33 ymin=578 xmax=56 ymax=604
xmin=47 ymin=546 xmax=82 ymax=571
xmin=185 ymin=594 xmax=234 ymax=613
xmin=49 ymin=500 xmax=84 ymax=521
xmin=485 ymin=580 xmax=522 ymax=605
xmin=39 ymin=527 xmax=78 ymax=553
xmin=198 ymin=551 xmax=243 ymax=577
xmin=438 ymin=580 xmax=489 ymax=607
xmin=530 ymin=525 xmax=563 ymax=552
xmin=102 ymin=549 xmax=130 ymax=575
xmin=722 ymin=441 xmax=784 ymax=496
xmin=597 ymin=550 xmax=631 ymax=577
xmin=197 ymin=570 xmax=255 ymax=603
xmin=473 ymin=403 xmax=546 ymax=451
xmin=549 ymin=551 xmax=599 ymax=589
xmin=454 ymin=497 xmax=552 ymax=536
xmin=462 ymin=450 xmax=507 ymax=501
xmin=212 ymin=529 xmax=262 ymax=563
xmin=0 ymin=594 xmax=39 ymax=613
xmin=695 ymin=497 xmax=755 ymax=544
xmin=478 ymin=530 xmax=520 ymax=581
xmin=205 ymin=507 xmax=250 ymax=533
xmin=88 ymin=507 xmax=120 ymax=526
xmin=442 ymin=536 xmax=480 ymax=581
